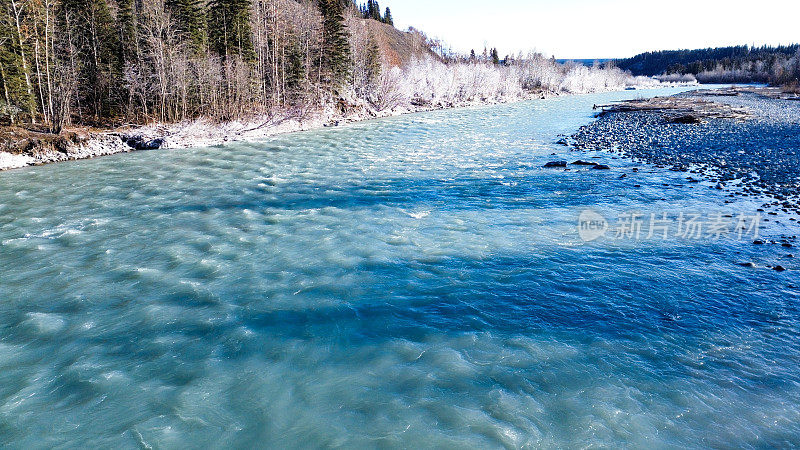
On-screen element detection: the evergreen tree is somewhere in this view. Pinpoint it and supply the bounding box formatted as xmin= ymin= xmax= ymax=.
xmin=166 ymin=0 xmax=206 ymax=50
xmin=365 ymin=0 xmax=380 ymax=21
xmin=365 ymin=33 xmax=380 ymax=86
xmin=208 ymin=0 xmax=253 ymax=59
xmin=382 ymin=7 xmax=392 ymax=26
xmin=491 ymin=48 xmax=500 ymax=65
xmin=0 ymin=0 xmax=38 ymax=122
xmin=285 ymin=35 xmax=306 ymax=98
xmin=318 ymin=0 xmax=351 ymax=88
xmin=117 ymin=0 xmax=137 ymax=64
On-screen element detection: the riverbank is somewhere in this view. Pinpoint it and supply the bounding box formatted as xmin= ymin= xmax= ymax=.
xmin=0 ymin=93 xmax=548 ymax=171
xmin=0 ymin=79 xmax=696 ymax=172
xmin=571 ymin=86 xmax=800 ymax=223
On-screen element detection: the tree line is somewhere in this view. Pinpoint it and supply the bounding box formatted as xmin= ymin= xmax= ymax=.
xmin=615 ymin=44 xmax=800 ymax=85
xmin=357 ymin=0 xmax=390 ymax=25
xmin=0 ymin=0 xmax=388 ymax=131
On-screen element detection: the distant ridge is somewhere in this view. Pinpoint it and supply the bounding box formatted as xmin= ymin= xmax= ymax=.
xmin=556 ymin=59 xmax=612 ymax=66
xmin=615 ymin=45 xmax=800 ymax=78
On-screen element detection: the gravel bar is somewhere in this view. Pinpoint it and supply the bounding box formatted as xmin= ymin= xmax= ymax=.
xmin=571 ymin=88 xmax=800 ymax=216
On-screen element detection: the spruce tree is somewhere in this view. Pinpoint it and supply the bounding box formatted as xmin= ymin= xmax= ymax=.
xmin=365 ymin=33 xmax=380 ymax=87
xmin=117 ymin=0 xmax=138 ymax=64
xmin=383 ymin=7 xmax=392 ymax=26
xmin=208 ymin=0 xmax=254 ymax=59
xmin=285 ymin=35 xmax=306 ymax=98
xmin=366 ymin=0 xmax=380 ymax=21
xmin=491 ymin=48 xmax=500 ymax=65
xmin=318 ymin=0 xmax=351 ymax=88
xmin=0 ymin=1 xmax=32 ymax=123
xmin=166 ymin=0 xmax=206 ymax=50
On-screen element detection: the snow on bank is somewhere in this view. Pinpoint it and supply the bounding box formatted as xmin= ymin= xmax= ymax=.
xmin=124 ymin=94 xmax=530 ymax=151
xmin=0 ymin=133 xmax=134 ymax=171
xmin=0 ymin=58 xmax=695 ymax=171
xmin=0 ymin=152 xmax=35 ymax=170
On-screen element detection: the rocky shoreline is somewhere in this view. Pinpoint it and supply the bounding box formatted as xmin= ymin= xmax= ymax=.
xmin=571 ymin=87 xmax=800 ymax=217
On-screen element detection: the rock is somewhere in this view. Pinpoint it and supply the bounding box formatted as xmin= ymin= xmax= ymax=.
xmin=618 ymin=174 xmax=627 ymax=179
xmin=124 ymin=136 xmax=164 ymax=150
xmin=556 ymin=139 xmax=568 ymax=146
xmin=543 ymin=161 xmax=567 ymax=168
xmin=668 ymin=114 xmax=702 ymax=124
xmin=753 ymin=240 xmax=765 ymax=245
xmin=571 ymin=160 xmax=596 ymax=166
xmin=592 ymin=164 xmax=611 ymax=170
xmin=782 ymin=243 xmax=793 ymax=248
xmin=774 ymin=265 xmax=786 ymax=272
xmin=739 ymin=262 xmax=756 ymax=268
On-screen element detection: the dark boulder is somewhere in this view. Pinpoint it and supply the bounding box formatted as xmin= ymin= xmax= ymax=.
xmin=592 ymin=164 xmax=611 ymax=170
xmin=571 ymin=160 xmax=596 ymax=166
xmin=543 ymin=161 xmax=567 ymax=168
xmin=668 ymin=114 xmax=702 ymax=124
xmin=123 ymin=136 xmax=164 ymax=150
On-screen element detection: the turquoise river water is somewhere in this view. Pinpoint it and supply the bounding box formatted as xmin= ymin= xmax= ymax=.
xmin=1 ymin=87 xmax=799 ymax=447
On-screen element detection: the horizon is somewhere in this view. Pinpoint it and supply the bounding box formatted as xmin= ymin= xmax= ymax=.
xmin=390 ymin=0 xmax=800 ymax=59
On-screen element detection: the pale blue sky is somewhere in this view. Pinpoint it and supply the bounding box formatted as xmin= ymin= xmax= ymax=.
xmin=389 ymin=0 xmax=799 ymax=59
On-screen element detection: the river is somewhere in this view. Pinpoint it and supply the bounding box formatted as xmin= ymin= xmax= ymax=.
xmin=1 ymin=86 xmax=799 ymax=447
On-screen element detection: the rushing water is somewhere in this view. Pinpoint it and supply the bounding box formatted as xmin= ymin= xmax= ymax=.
xmin=1 ymin=87 xmax=799 ymax=448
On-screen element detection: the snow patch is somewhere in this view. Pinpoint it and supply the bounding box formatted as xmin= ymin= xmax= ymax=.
xmin=0 ymin=152 xmax=35 ymax=170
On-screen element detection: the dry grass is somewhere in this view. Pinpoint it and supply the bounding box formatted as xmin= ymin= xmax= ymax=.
xmin=362 ymin=20 xmax=435 ymax=67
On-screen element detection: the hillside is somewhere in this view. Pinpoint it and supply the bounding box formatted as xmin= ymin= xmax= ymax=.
xmin=360 ymin=19 xmax=435 ymax=66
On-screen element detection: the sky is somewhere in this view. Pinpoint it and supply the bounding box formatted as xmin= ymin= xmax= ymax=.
xmin=390 ymin=0 xmax=800 ymax=59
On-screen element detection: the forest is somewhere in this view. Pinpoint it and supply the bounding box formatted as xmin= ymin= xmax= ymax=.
xmin=0 ymin=0 xmax=660 ymax=137
xmin=616 ymin=45 xmax=800 ymax=84
xmin=0 ymin=0 xmax=385 ymax=131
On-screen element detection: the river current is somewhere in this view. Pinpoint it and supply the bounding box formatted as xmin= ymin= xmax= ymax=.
xmin=1 ymin=87 xmax=799 ymax=447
